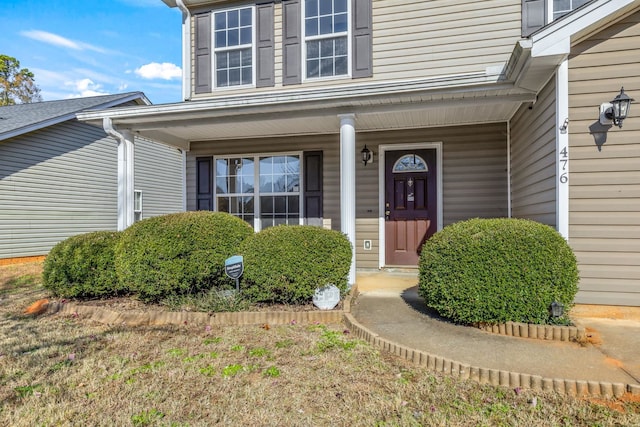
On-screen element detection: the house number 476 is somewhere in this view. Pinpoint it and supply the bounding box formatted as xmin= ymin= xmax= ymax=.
xmin=559 ymin=146 xmax=568 ymax=184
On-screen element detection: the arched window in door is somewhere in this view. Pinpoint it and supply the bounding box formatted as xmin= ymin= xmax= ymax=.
xmin=392 ymin=154 xmax=428 ymax=173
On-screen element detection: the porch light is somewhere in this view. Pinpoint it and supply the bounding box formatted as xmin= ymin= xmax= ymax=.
xmin=361 ymin=145 xmax=373 ymax=166
xmin=600 ymin=87 xmax=634 ymax=128
xmin=550 ymin=301 xmax=564 ymax=318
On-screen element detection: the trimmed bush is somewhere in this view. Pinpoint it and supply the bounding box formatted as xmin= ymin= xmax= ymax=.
xmin=43 ymin=231 xmax=122 ymax=298
xmin=240 ymin=225 xmax=352 ymax=304
xmin=115 ymin=211 xmax=253 ymax=302
xmin=418 ymin=218 xmax=579 ymax=325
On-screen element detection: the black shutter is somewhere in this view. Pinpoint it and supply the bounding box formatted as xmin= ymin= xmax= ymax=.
xmin=256 ymin=3 xmax=275 ymax=87
xmin=522 ymin=0 xmax=547 ymax=37
xmin=194 ymin=12 xmax=212 ymax=93
xmin=196 ymin=157 xmax=213 ymax=211
xmin=282 ymin=0 xmax=301 ymax=85
xmin=352 ymin=0 xmax=373 ymax=78
xmin=304 ymin=151 xmax=323 ymax=226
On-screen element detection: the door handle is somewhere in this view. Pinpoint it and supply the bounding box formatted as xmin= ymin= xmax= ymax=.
xmin=385 ymin=202 xmax=390 ymax=220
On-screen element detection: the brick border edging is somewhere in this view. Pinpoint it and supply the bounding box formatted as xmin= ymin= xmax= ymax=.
xmin=343 ymin=312 xmax=640 ymax=398
xmin=46 ymin=301 xmax=345 ymax=326
xmin=476 ymin=321 xmax=586 ymax=342
xmin=45 ymin=290 xmax=355 ymax=327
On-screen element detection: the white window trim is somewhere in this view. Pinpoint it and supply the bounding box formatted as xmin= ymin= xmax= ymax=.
xmin=134 ymin=190 xmax=143 ymax=222
xmin=301 ymin=0 xmax=352 ymax=82
xmin=213 ymin=151 xmax=304 ymax=231
xmin=549 ymin=0 xmax=589 ymax=22
xmin=212 ymin=5 xmax=256 ymax=90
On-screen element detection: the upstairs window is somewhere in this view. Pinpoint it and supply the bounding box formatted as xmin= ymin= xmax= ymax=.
xmin=303 ymin=0 xmax=349 ymax=79
xmin=214 ymin=7 xmax=254 ymax=88
xmin=552 ymin=0 xmax=590 ymax=20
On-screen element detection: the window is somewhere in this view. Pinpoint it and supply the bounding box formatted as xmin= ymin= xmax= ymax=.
xmin=134 ymin=190 xmax=143 ymax=222
xmin=552 ymin=0 xmax=590 ymax=20
xmin=215 ymin=154 xmax=301 ymax=230
xmin=214 ymin=7 xmax=254 ymax=87
xmin=392 ymin=155 xmax=428 ymax=173
xmin=304 ymin=0 xmax=349 ymax=79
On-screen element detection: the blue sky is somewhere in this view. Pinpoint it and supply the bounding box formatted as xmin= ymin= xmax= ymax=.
xmin=0 ymin=0 xmax=183 ymax=104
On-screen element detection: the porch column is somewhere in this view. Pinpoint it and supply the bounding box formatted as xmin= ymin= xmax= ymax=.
xmin=339 ymin=114 xmax=357 ymax=286
xmin=556 ymin=59 xmax=569 ymax=239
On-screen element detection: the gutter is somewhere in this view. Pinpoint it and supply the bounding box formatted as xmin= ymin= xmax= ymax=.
xmin=176 ymin=0 xmax=191 ymax=101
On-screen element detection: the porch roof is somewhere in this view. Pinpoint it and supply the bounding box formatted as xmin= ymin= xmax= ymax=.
xmin=77 ymin=75 xmax=535 ymax=150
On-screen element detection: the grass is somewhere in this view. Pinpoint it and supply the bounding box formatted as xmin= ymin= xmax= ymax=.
xmin=1 ymin=262 xmax=639 ymax=426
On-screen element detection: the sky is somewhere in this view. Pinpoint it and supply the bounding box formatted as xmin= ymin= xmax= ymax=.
xmin=0 ymin=0 xmax=184 ymax=104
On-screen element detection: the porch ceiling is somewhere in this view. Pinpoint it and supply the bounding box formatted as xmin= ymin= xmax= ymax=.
xmin=79 ymin=86 xmax=534 ymax=148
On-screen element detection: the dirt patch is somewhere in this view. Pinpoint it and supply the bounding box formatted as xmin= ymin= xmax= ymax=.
xmin=584 ymin=327 xmax=602 ymax=345
xmin=585 ymin=393 xmax=640 ymax=413
xmin=604 ymin=357 xmax=624 ymax=369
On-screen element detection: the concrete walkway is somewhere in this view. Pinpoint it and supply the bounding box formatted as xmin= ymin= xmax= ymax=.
xmin=351 ymin=271 xmax=640 ymax=392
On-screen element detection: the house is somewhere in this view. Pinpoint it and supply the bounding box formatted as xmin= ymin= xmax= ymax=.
xmin=77 ymin=1 xmax=640 ymax=307
xmin=0 ymin=93 xmax=184 ymax=263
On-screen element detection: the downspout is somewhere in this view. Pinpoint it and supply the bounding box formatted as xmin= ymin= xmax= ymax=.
xmin=104 ymin=117 xmax=135 ymax=231
xmin=181 ymin=149 xmax=187 ymax=212
xmin=176 ymin=0 xmax=191 ymax=101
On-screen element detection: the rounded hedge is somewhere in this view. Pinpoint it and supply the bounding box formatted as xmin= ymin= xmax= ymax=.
xmin=115 ymin=211 xmax=253 ymax=302
xmin=418 ymin=218 xmax=579 ymax=325
xmin=43 ymin=231 xmax=122 ymax=298
xmin=239 ymin=225 xmax=352 ymax=304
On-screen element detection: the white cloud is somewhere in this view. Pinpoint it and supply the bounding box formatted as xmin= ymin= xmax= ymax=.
xmin=65 ymin=78 xmax=110 ymax=98
xmin=135 ymin=62 xmax=182 ymax=80
xmin=21 ymin=30 xmax=109 ymax=54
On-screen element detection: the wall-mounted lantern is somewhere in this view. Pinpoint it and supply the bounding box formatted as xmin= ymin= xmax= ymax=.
xmin=361 ymin=145 xmax=373 ymax=166
xmin=600 ymin=87 xmax=634 ymax=128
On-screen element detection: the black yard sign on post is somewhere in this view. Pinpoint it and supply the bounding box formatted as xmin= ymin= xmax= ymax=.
xmin=225 ymin=255 xmax=244 ymax=292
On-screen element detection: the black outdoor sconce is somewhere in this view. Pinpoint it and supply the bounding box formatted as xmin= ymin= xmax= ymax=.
xmin=600 ymin=87 xmax=635 ymax=128
xmin=361 ymin=145 xmax=373 ymax=166
xmin=550 ymin=301 xmax=564 ymax=318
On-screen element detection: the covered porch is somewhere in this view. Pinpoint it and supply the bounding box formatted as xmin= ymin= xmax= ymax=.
xmin=78 ymin=67 xmax=552 ymax=287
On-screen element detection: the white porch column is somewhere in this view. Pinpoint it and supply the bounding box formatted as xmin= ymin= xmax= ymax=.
xmin=105 ymin=118 xmax=135 ymax=231
xmin=339 ymin=114 xmax=357 ymax=286
xmin=122 ymin=130 xmax=135 ymax=229
xmin=556 ymin=59 xmax=569 ymax=239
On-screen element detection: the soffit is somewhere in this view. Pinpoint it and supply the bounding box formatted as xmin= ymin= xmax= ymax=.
xmin=119 ymin=88 xmax=530 ymax=144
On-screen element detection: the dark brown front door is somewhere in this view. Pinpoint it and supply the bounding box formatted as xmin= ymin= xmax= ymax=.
xmin=385 ymin=149 xmax=437 ymax=266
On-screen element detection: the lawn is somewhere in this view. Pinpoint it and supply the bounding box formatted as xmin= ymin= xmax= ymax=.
xmin=1 ymin=262 xmax=639 ymax=426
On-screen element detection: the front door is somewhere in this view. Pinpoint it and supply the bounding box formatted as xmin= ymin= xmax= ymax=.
xmin=385 ymin=149 xmax=437 ymax=266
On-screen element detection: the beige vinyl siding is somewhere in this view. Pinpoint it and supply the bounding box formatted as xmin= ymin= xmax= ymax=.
xmin=186 ymin=124 xmax=508 ymax=269
xmin=189 ymin=0 xmax=521 ymax=99
xmin=509 ymin=77 xmax=557 ymax=226
xmin=372 ymin=0 xmax=521 ymax=80
xmin=134 ymin=137 xmax=184 ymax=219
xmin=0 ymin=121 xmax=117 ymax=259
xmin=568 ymin=11 xmax=640 ymax=306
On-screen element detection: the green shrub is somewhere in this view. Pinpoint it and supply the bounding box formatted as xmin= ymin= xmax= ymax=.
xmin=43 ymin=231 xmax=122 ymax=298
xmin=240 ymin=225 xmax=352 ymax=304
xmin=418 ymin=218 xmax=579 ymax=325
xmin=115 ymin=211 xmax=253 ymax=302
